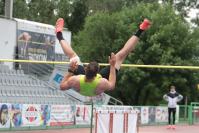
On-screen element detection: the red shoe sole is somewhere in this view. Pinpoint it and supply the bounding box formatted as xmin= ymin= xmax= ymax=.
xmin=140 ymin=19 xmax=151 ymax=30
xmin=55 ymin=18 xmax=64 ymax=33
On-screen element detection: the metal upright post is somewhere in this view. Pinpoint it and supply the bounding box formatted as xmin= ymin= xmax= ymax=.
xmin=90 ymin=102 xmax=94 ymax=133
xmin=4 ymin=0 xmax=13 ymax=19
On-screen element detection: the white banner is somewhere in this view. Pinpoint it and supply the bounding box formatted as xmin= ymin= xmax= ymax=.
xmin=49 ymin=105 xmax=74 ymax=126
xmin=22 ymin=104 xmax=41 ymax=127
xmin=96 ymin=105 xmax=134 ymax=111
xmin=128 ymin=112 xmax=138 ymax=133
xmin=112 ymin=113 xmax=124 ymax=133
xmin=75 ymin=105 xmax=91 ymax=125
xmin=95 ymin=110 xmax=137 ymax=133
xmin=95 ymin=112 xmax=109 ymax=133
xmin=0 ymin=103 xmax=11 ymax=128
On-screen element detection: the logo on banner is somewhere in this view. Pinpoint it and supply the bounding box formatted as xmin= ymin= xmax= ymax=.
xmin=53 ymin=73 xmax=63 ymax=83
xmin=25 ymin=106 xmax=38 ymax=122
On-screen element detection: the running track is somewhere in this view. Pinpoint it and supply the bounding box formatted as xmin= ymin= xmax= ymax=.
xmin=1 ymin=125 xmax=198 ymax=133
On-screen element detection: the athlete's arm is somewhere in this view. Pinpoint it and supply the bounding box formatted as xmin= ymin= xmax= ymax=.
xmin=60 ymin=61 xmax=79 ymax=90
xmin=107 ymin=53 xmax=116 ymax=90
xmin=60 ymin=72 xmax=74 ymax=90
xmin=60 ymin=75 xmax=80 ymax=91
xmin=95 ymin=53 xmax=116 ymax=93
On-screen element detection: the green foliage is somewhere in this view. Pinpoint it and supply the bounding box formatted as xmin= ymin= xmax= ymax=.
xmin=56 ymin=0 xmax=71 ymax=28
xmin=27 ymin=0 xmax=56 ymax=25
xmin=74 ymin=3 xmax=199 ymax=105
xmin=86 ymin=0 xmax=159 ymax=13
xmin=162 ymin=0 xmax=199 ymax=26
xmin=12 ymin=0 xmax=56 ymax=25
xmin=0 ymin=0 xmax=4 ymax=15
xmin=57 ymin=0 xmax=88 ymax=33
xmin=86 ymin=0 xmax=125 ymax=13
xmin=13 ymin=0 xmax=29 ymax=19
xmin=68 ymin=0 xmax=88 ymax=33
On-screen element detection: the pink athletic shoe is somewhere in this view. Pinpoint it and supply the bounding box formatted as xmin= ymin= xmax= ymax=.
xmin=55 ymin=18 xmax=64 ymax=33
xmin=172 ymin=125 xmax=176 ymax=130
xmin=166 ymin=125 xmax=172 ymax=129
xmin=139 ymin=18 xmax=151 ymax=30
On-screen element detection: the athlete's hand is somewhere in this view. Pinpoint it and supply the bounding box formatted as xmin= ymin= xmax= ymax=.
xmin=68 ymin=60 xmax=78 ymax=73
xmin=109 ymin=52 xmax=116 ymax=66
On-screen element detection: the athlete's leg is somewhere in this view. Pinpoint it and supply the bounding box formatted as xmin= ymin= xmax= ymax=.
xmin=100 ymin=19 xmax=151 ymax=79
xmin=56 ymin=18 xmax=85 ymax=75
xmin=55 ymin=18 xmax=78 ymax=60
xmin=115 ymin=19 xmax=151 ymax=70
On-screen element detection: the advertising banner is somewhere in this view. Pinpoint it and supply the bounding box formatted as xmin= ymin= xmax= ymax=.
xmin=141 ymin=107 xmax=149 ymax=124
xmin=155 ymin=107 xmax=168 ymax=123
xmin=22 ymin=104 xmax=41 ymax=127
xmin=40 ymin=105 xmax=51 ymax=126
xmin=0 ymin=103 xmax=11 ymax=128
xmin=49 ymin=105 xmax=74 ymax=126
xmin=96 ymin=105 xmax=134 ymax=111
xmin=16 ymin=18 xmax=56 ymax=61
xmin=16 ymin=19 xmax=56 ymax=75
xmin=17 ymin=30 xmax=55 ymax=61
xmin=10 ymin=104 xmax=22 ymax=127
xmin=148 ymin=107 xmax=156 ymax=124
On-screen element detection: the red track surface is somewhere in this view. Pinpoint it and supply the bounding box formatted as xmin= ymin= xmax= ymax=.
xmin=1 ymin=125 xmax=198 ymax=133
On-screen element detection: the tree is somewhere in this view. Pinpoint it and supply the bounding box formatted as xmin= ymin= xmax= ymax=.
xmin=0 ymin=0 xmax=4 ymax=16
xmin=57 ymin=0 xmax=88 ymax=33
xmin=73 ymin=3 xmax=199 ymax=105
xmin=56 ymin=0 xmax=71 ymax=28
xmin=27 ymin=0 xmax=56 ymax=25
xmin=86 ymin=0 xmax=125 ymax=13
xmin=86 ymin=0 xmax=159 ymax=13
xmin=162 ymin=0 xmax=199 ymax=26
xmin=13 ymin=0 xmax=29 ymax=19
xmin=68 ymin=0 xmax=88 ymax=33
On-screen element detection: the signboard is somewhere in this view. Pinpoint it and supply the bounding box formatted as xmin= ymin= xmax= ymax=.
xmin=155 ymin=107 xmax=168 ymax=123
xmin=40 ymin=105 xmax=51 ymax=126
xmin=0 ymin=103 xmax=11 ymax=128
xmin=10 ymin=104 xmax=22 ymax=127
xmin=141 ymin=107 xmax=149 ymax=124
xmin=49 ymin=105 xmax=74 ymax=126
xmin=22 ymin=104 xmax=41 ymax=127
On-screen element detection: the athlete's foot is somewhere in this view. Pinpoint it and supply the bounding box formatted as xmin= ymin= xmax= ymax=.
xmin=139 ymin=18 xmax=151 ymax=30
xmin=55 ymin=18 xmax=64 ymax=33
xmin=166 ymin=125 xmax=172 ymax=129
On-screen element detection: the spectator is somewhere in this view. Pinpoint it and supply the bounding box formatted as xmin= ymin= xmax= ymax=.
xmin=163 ymin=85 xmax=183 ymax=129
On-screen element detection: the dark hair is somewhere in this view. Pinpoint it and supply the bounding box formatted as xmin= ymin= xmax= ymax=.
xmin=85 ymin=61 xmax=99 ymax=80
